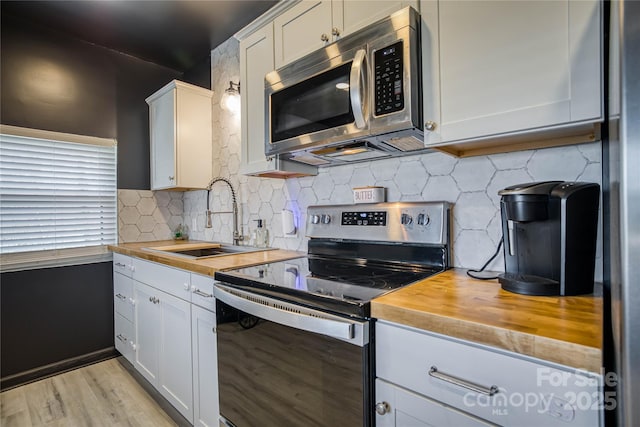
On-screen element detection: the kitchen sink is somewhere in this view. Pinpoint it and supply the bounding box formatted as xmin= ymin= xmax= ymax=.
xmin=144 ymin=243 xmax=273 ymax=259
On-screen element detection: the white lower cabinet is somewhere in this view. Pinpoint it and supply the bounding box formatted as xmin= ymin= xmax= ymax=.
xmin=191 ymin=303 xmax=218 ymax=427
xmin=114 ymin=312 xmax=135 ymax=363
xmin=376 ymin=378 xmax=492 ymax=427
xmin=113 ymin=257 xmax=135 ymax=364
xmin=134 ymin=280 xmax=193 ymax=422
xmin=376 ymin=320 xmax=602 ymax=427
xmin=113 ymin=256 xmax=220 ymax=425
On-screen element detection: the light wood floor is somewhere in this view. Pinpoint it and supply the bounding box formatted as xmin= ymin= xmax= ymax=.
xmin=0 ymin=359 xmax=177 ymax=427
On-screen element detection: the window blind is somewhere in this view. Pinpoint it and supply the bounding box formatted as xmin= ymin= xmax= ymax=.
xmin=0 ymin=126 xmax=117 ymax=269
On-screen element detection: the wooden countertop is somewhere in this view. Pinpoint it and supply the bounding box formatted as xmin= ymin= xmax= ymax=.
xmin=371 ymin=269 xmax=602 ymax=372
xmin=108 ymin=240 xmax=305 ymax=276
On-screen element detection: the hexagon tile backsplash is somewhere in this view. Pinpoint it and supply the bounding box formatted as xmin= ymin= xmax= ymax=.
xmin=117 ymin=37 xmax=604 ymax=282
xmin=117 ymin=190 xmax=184 ymax=243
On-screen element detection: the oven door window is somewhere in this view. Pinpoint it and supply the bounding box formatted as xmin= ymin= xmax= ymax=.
xmin=270 ymin=62 xmax=354 ymax=143
xmin=216 ymin=299 xmax=368 ymax=427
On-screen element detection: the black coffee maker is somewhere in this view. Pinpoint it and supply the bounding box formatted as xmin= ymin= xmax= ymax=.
xmin=498 ymin=181 xmax=600 ymax=296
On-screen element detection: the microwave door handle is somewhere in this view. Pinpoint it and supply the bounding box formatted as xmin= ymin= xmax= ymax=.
xmin=350 ymin=49 xmax=367 ymax=129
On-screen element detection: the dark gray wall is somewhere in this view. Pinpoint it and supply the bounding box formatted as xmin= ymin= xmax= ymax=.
xmin=0 ymin=14 xmax=210 ymax=388
xmin=0 ymin=13 xmax=209 ymax=190
xmin=1 ymin=263 xmax=114 ymax=383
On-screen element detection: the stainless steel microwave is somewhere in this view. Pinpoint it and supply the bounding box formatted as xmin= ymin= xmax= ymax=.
xmin=265 ymin=6 xmax=424 ymax=166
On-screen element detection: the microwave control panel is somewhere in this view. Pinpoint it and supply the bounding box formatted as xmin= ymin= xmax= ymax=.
xmin=374 ymin=41 xmax=404 ymax=116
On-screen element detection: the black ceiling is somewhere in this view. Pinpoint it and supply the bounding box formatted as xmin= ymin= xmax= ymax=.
xmin=1 ymin=0 xmax=278 ymax=72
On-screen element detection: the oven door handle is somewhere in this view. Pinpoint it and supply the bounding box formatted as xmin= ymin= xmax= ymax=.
xmin=214 ymin=283 xmax=367 ymax=346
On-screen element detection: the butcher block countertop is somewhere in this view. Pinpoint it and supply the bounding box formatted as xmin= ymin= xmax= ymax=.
xmin=371 ymin=269 xmax=602 ymax=372
xmin=108 ymin=240 xmax=305 ymax=276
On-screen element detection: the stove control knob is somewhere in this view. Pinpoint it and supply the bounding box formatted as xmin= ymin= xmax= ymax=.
xmin=321 ymin=214 xmax=331 ymax=224
xmin=417 ymin=213 xmax=430 ymax=226
xmin=400 ymin=213 xmax=413 ymax=225
xmin=311 ymin=214 xmax=320 ymax=224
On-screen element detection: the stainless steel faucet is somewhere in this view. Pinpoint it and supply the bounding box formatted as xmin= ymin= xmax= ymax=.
xmin=205 ymin=177 xmax=242 ymax=246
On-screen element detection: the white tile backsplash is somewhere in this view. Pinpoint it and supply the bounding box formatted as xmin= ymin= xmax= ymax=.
xmin=118 ymin=37 xmax=604 ymax=282
xmin=117 ymin=190 xmax=184 ymax=243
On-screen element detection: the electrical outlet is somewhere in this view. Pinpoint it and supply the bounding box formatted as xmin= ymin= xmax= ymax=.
xmin=192 ymin=217 xmax=198 ymax=231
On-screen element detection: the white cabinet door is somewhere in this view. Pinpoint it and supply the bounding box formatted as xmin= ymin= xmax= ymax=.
xmin=134 ymin=281 xmax=160 ymax=386
xmin=376 ymin=379 xmax=493 ymax=427
xmin=134 ymin=280 xmax=193 ymax=422
xmin=158 ymin=288 xmax=193 ymax=423
xmin=240 ymin=24 xmax=276 ymax=175
xmin=338 ymin=0 xmax=418 ymax=37
xmin=274 ymin=1 xmax=334 ymax=68
xmin=434 ymin=0 xmax=601 ymax=144
xmin=239 ymin=24 xmax=318 ymax=177
xmin=192 ymin=304 xmax=219 ymax=427
xmin=274 ymin=1 xmax=418 ymax=69
xmin=147 ymin=80 xmax=213 ymax=190
xmin=420 ymin=0 xmax=441 ymax=145
xmin=149 ymin=89 xmax=176 ymax=189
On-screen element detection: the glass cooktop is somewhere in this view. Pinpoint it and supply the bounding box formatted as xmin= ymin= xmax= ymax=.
xmin=215 ymin=256 xmax=442 ymax=317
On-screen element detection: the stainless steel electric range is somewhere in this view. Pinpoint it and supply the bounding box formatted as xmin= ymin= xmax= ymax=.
xmin=214 ymin=202 xmax=450 ymax=427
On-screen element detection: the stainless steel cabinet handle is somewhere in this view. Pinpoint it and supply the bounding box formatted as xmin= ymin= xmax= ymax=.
xmin=115 ymin=293 xmax=127 ymax=300
xmin=114 ymin=262 xmax=126 ymax=267
xmin=148 ymin=296 xmax=160 ymax=304
xmin=428 ymin=366 xmax=499 ymax=396
xmin=168 ymin=176 xmax=175 ymax=181
xmin=320 ymin=33 xmax=329 ymax=42
xmin=375 ymin=402 xmax=391 ymax=415
xmin=116 ymin=334 xmax=127 ymax=342
xmin=193 ymin=289 xmax=214 ymax=298
xmin=332 ymin=27 xmax=340 ymax=37
xmin=212 ymin=327 xmax=216 ymax=334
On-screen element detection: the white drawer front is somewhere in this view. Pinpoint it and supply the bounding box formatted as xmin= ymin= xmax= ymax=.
xmin=376 ymin=321 xmax=602 ymax=427
xmin=133 ymin=258 xmax=191 ymax=301
xmin=113 ymin=253 xmax=134 ymax=277
xmin=114 ymin=272 xmax=134 ymax=321
xmin=190 ymin=273 xmax=215 ymax=312
xmin=115 ymin=312 xmax=135 ymax=363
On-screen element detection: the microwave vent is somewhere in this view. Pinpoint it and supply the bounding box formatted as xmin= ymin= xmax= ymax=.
xmin=290 ymin=153 xmax=331 ymax=166
xmin=380 ymin=135 xmax=425 ymax=151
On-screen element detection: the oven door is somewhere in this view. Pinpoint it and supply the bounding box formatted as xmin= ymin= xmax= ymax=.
xmin=214 ymin=283 xmax=372 ymax=427
xmin=266 ymin=45 xmax=369 ymax=156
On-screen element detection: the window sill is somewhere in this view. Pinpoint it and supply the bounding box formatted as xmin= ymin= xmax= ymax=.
xmin=0 ymin=246 xmax=113 ymax=273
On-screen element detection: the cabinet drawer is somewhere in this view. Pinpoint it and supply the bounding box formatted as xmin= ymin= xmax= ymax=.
xmin=113 ymin=253 xmax=134 ymax=277
xmin=133 ymin=258 xmax=191 ymax=301
xmin=115 ymin=312 xmax=135 ymax=364
xmin=114 ymin=272 xmax=134 ymax=321
xmin=376 ymin=321 xmax=602 ymax=427
xmin=191 ymin=274 xmax=215 ymax=312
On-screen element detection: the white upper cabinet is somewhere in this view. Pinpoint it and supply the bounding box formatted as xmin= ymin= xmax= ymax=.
xmin=422 ymin=0 xmax=602 ymax=151
xmin=240 ymin=25 xmax=275 ymax=176
xmin=146 ymin=80 xmax=213 ymax=190
xmin=339 ymin=0 xmax=418 ymax=37
xmin=238 ymin=18 xmax=317 ymax=177
xmin=274 ymin=1 xmax=334 ymax=69
xmin=274 ymin=0 xmax=418 ymax=69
